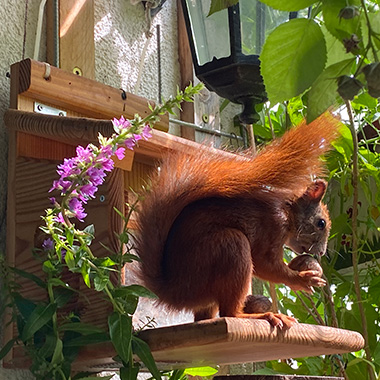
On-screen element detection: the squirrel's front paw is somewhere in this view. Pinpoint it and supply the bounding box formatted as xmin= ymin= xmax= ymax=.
xmin=288 ymin=254 xmax=325 ymax=292
xmin=293 ymin=270 xmax=327 ymax=292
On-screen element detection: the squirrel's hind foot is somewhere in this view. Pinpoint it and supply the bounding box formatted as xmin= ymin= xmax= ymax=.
xmin=236 ymin=312 xmax=297 ymax=329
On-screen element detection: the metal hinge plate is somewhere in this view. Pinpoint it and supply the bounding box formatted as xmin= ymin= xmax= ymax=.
xmin=34 ymin=102 xmax=67 ymax=117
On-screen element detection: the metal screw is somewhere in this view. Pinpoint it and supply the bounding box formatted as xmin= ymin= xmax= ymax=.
xmin=73 ymin=66 xmax=83 ymax=76
xmin=99 ymin=195 xmax=106 ymax=202
xmin=37 ymin=104 xmax=43 ymax=111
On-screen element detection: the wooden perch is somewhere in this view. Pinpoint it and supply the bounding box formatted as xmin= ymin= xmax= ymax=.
xmin=71 ymin=317 xmax=365 ymax=372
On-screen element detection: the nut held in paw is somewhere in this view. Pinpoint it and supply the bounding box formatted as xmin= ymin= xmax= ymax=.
xmin=288 ymin=254 xmax=323 ymax=277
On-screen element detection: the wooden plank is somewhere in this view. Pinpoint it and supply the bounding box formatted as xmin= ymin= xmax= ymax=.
xmin=46 ymin=0 xmax=59 ymax=67
xmin=177 ymin=0 xmax=195 ymax=140
xmin=3 ymin=62 xmax=21 ymax=364
xmin=4 ymin=110 xmax=232 ymax=163
xmin=11 ymin=59 xmax=169 ymax=131
xmin=59 ymin=0 xmax=95 ymax=79
xmin=69 ymin=317 xmax=365 ymax=372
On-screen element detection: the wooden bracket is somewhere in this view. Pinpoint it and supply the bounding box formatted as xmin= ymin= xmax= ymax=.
xmin=10 ymin=59 xmax=169 ymax=131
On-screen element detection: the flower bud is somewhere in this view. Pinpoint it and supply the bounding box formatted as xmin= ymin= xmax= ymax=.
xmin=337 ymin=75 xmax=363 ymax=100
xmin=339 ymin=6 xmax=360 ymax=20
xmin=362 ymin=63 xmax=380 ymax=98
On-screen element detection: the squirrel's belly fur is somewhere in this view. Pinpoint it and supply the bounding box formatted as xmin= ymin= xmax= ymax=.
xmin=135 ymin=114 xmax=340 ymax=320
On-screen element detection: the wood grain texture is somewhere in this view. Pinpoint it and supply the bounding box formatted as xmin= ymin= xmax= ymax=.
xmin=177 ymin=0 xmax=195 ymax=140
xmin=70 ymin=317 xmax=364 ymax=372
xmin=11 ymin=59 xmax=169 ymax=131
xmin=59 ymin=0 xmax=95 ymax=79
xmin=4 ymin=109 xmax=230 ymax=163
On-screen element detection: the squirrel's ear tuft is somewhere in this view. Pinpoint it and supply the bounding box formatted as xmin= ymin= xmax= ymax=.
xmin=303 ymin=180 xmax=327 ymax=202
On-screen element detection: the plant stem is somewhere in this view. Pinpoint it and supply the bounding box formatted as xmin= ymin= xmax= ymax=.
xmin=345 ymin=99 xmax=375 ymax=380
xmin=360 ymin=0 xmax=379 ymax=61
xmin=268 ymin=283 xmax=278 ymax=313
xmin=246 ymin=124 xmax=256 ymax=154
xmin=297 ymin=292 xmax=325 ymax=325
xmin=322 ymin=279 xmax=338 ymax=328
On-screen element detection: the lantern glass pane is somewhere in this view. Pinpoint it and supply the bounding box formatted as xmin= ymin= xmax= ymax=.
xmin=184 ymin=0 xmax=231 ymax=66
xmin=239 ymin=0 xmax=289 ymax=55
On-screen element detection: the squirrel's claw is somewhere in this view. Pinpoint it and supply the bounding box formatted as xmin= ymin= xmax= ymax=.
xmin=237 ymin=312 xmax=297 ymax=329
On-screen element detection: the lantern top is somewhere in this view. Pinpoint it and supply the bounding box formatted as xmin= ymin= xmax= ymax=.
xmin=181 ymin=0 xmax=292 ymax=124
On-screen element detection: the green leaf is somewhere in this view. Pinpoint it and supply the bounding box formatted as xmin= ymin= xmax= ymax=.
xmin=208 ymin=0 xmax=238 ymax=16
xmin=168 ymin=369 xmax=186 ymax=380
xmin=261 ymin=18 xmax=326 ymax=104
xmin=352 ymin=92 xmax=378 ymax=110
xmin=94 ymin=272 xmax=110 ymax=291
xmin=259 ymin=0 xmax=317 ymax=11
xmin=65 ymin=332 xmax=110 ymax=347
xmin=99 ymin=257 xmax=117 ymax=267
xmin=59 ymin=322 xmax=105 ymax=335
xmin=43 ymin=260 xmax=56 ymax=274
xmin=322 ymin=0 xmax=361 ymax=41
xmin=84 ymin=224 xmax=95 ymax=236
xmin=51 ymin=338 xmax=64 ymax=365
xmin=113 ymin=285 xmax=157 ymax=299
xmin=132 ymin=336 xmax=161 ymax=380
xmin=108 ymin=312 xmax=132 ymax=365
xmin=307 ymin=58 xmax=355 ymax=122
xmin=184 ymin=367 xmax=219 ymax=376
xmin=0 ymin=338 xmax=17 ymax=360
xmin=81 ymin=261 xmax=91 ymax=288
xmin=120 ymin=366 xmax=139 ymax=380
xmin=322 ymin=25 xmax=351 ymax=67
xmin=38 ymin=334 xmax=57 ymax=359
xmin=65 ymin=250 xmax=76 ymax=270
xmin=53 ymin=287 xmax=76 ymax=308
xmin=66 ymin=227 xmax=74 ymax=246
xmin=21 ymin=303 xmax=57 ymax=341
xmin=117 ymin=295 xmax=139 ymax=315
xmin=9 ymin=267 xmax=46 ymax=288
xmin=13 ymin=295 xmax=36 ymax=321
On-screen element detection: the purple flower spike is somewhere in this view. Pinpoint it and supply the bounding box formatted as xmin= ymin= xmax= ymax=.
xmin=55 ymin=213 xmax=65 ymax=224
xmin=113 ymin=115 xmax=131 ymax=130
xmin=100 ymin=145 xmax=113 ymax=158
xmin=76 ymin=145 xmax=93 ymax=163
xmin=80 ymin=184 xmax=98 ymax=199
xmin=99 ymin=157 xmax=114 ymax=172
xmin=87 ymin=167 xmax=107 ymax=186
xmin=141 ymin=125 xmax=152 ymax=140
xmin=42 ymin=238 xmax=54 ymax=251
xmin=68 ymin=198 xmax=87 ymax=222
xmin=125 ymin=138 xmax=135 ymax=150
xmin=57 ymin=157 xmax=80 ymax=177
xmin=115 ymin=147 xmax=126 ymax=160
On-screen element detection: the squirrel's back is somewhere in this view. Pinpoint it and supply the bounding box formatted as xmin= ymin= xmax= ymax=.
xmin=135 ymin=114 xmax=340 ymax=305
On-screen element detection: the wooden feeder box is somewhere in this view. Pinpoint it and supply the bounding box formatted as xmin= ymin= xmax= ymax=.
xmin=3 ymin=59 xmax=365 ymax=373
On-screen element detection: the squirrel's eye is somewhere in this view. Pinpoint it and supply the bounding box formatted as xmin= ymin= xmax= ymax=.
xmin=317 ymin=219 xmax=326 ymax=230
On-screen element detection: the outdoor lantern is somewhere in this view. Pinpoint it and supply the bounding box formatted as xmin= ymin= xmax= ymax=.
xmin=181 ymin=0 xmax=296 ymax=124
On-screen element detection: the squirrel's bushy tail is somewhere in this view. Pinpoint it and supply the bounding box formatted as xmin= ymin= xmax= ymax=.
xmin=135 ymin=113 xmax=340 ymax=297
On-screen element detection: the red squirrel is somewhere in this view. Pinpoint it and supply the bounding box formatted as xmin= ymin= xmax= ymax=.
xmin=135 ymin=114 xmax=340 ymax=328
